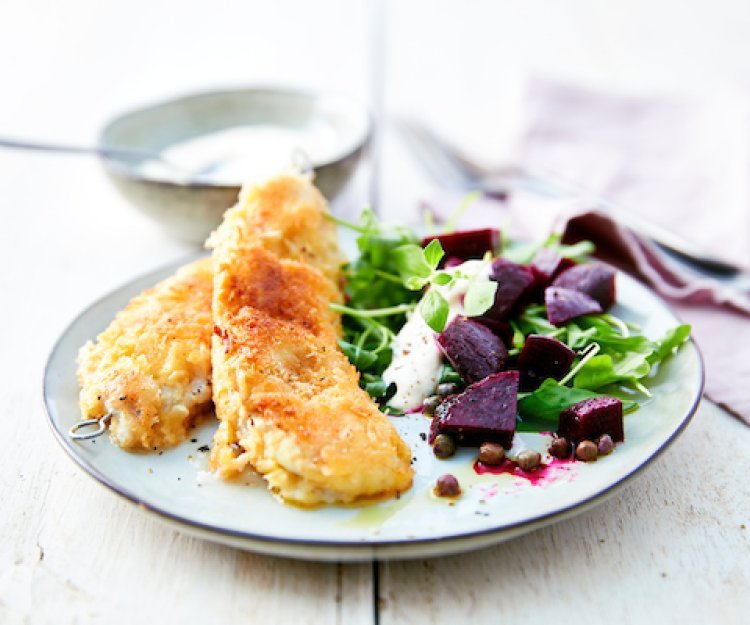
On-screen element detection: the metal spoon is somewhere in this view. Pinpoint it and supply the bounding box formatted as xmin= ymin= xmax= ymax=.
xmin=0 ymin=136 xmax=205 ymax=183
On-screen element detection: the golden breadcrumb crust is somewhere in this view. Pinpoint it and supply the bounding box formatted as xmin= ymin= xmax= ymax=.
xmin=209 ymin=174 xmax=413 ymax=505
xmin=206 ymin=172 xmax=343 ymax=285
xmin=77 ymin=258 xmax=213 ymax=450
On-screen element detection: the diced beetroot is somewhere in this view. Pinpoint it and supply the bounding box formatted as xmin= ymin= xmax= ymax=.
xmin=437 ymin=316 xmax=508 ymax=384
xmin=518 ymin=334 xmax=576 ymax=391
xmin=421 ymin=228 xmax=501 ymax=263
xmin=545 ymin=287 xmax=602 ymax=326
xmin=552 ymin=262 xmax=617 ymax=310
xmin=476 ymin=319 xmax=513 ymax=348
xmin=530 ymin=248 xmax=575 ymax=289
xmin=444 ymin=256 xmax=464 ymax=268
xmin=478 ymin=258 xmax=535 ymax=323
xmin=558 ymin=396 xmax=624 ymax=443
xmin=429 ymin=370 xmax=519 ymax=449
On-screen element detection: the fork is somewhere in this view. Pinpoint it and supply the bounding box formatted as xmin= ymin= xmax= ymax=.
xmin=397 ymin=118 xmax=749 ymax=285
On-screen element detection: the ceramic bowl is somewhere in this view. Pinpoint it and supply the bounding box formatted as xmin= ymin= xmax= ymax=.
xmin=99 ymin=88 xmax=371 ymax=244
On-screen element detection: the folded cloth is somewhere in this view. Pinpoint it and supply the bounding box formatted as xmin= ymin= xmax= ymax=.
xmin=516 ymin=77 xmax=750 ymax=270
xmin=426 ymin=76 xmax=750 ymax=424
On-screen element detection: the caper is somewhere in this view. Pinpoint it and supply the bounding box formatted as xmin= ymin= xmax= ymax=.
xmin=436 ymin=382 xmax=461 ymax=397
xmin=517 ymin=449 xmax=541 ymax=471
xmin=478 ymin=442 xmax=505 ymax=465
xmin=432 ymin=433 xmax=456 ymax=459
xmin=597 ymin=434 xmax=614 ymax=456
xmin=422 ymin=395 xmax=442 ymax=416
xmin=575 ymin=440 xmax=598 ymax=462
xmin=435 ymin=474 xmax=461 ymax=497
xmin=549 ymin=436 xmax=572 ymax=459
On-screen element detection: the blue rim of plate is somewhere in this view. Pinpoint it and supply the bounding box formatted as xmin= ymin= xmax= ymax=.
xmin=42 ymin=254 xmax=705 ymax=557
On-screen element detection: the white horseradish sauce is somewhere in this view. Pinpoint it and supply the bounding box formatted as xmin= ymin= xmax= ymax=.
xmin=138 ymin=123 xmax=343 ymax=184
xmin=382 ymin=260 xmax=492 ymax=411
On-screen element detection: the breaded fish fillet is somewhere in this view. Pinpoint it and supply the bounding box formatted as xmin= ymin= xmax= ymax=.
xmin=207 ymin=171 xmax=343 ymax=285
xmin=209 ymin=174 xmax=413 ymax=505
xmin=77 ymin=257 xmax=213 ymax=450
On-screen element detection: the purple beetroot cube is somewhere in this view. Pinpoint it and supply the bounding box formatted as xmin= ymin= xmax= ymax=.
xmin=545 ymin=286 xmax=602 ymax=326
xmin=558 ymin=396 xmax=624 ymax=443
xmin=478 ymin=258 xmax=536 ymax=323
xmin=421 ymin=228 xmax=501 ymax=263
xmin=518 ymin=334 xmax=576 ymax=391
xmin=437 ymin=316 xmax=508 ymax=384
xmin=429 ymin=370 xmax=519 ymax=449
xmin=552 ymin=262 xmax=617 ymax=310
xmin=475 ymin=319 xmax=513 ymax=348
xmin=530 ymin=248 xmax=575 ymax=288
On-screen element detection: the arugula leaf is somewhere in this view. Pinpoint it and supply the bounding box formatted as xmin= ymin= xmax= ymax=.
xmin=565 ymin=323 xmax=598 ymax=349
xmin=595 ymin=334 xmax=655 ymax=355
xmin=338 ymin=340 xmax=378 ymax=371
xmin=648 ymin=324 xmax=691 ymax=364
xmin=508 ymin=321 xmax=526 ymax=355
xmin=573 ymin=353 xmax=651 ymax=390
xmin=463 ymin=279 xmax=498 ymax=317
xmin=361 ymin=376 xmax=389 ymax=400
xmin=419 ymin=289 xmax=450 ymax=332
xmin=517 ymin=307 xmax=565 ymax=339
xmin=517 ymin=379 xmax=600 ymax=431
xmin=439 ymin=363 xmax=463 ymax=384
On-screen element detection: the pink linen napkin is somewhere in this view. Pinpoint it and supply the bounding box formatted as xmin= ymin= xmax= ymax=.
xmin=427 ymin=77 xmax=750 ymax=424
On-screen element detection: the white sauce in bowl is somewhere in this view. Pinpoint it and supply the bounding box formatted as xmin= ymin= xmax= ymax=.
xmin=139 ymin=123 xmax=343 ymax=184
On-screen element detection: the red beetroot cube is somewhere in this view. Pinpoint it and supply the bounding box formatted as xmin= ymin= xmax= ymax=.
xmin=545 ymin=286 xmax=602 ymax=325
xmin=558 ymin=396 xmax=624 ymax=443
xmin=478 ymin=259 xmax=536 ymax=323
xmin=475 ymin=319 xmax=513 ymax=348
xmin=552 ymin=262 xmax=617 ymax=310
xmin=429 ymin=370 xmax=519 ymax=449
xmin=421 ymin=228 xmax=501 ymax=264
xmin=437 ymin=316 xmax=508 ymax=384
xmin=518 ymin=334 xmax=575 ymax=391
xmin=530 ymin=248 xmax=575 ymax=289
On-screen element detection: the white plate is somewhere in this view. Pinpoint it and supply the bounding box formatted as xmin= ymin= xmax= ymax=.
xmin=43 ymin=254 xmax=703 ymax=561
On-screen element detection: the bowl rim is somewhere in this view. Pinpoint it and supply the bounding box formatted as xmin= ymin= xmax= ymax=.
xmin=97 ymin=86 xmax=373 ymax=189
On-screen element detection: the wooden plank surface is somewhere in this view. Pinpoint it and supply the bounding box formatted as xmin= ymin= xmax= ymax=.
xmin=378 ymin=400 xmax=750 ymax=625
xmin=2 ymin=448 xmax=373 ymax=625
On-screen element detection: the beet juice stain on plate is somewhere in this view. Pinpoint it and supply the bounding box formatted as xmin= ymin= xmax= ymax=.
xmin=474 ymin=456 xmax=577 ymax=487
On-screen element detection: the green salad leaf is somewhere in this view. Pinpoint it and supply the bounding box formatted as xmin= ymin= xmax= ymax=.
xmin=393 ymin=244 xmax=434 ymax=290
xmin=338 ymin=341 xmax=378 ymax=371
xmin=517 ymin=380 xmax=600 ymax=431
xmin=648 ymin=324 xmax=692 ymax=364
xmin=573 ymin=353 xmax=650 ymax=390
xmin=330 ymin=205 xmax=692 ymax=423
xmin=463 ymin=276 xmax=498 ymax=317
xmin=419 ymin=289 xmax=450 ymax=333
xmin=423 ymin=238 xmax=445 ymax=268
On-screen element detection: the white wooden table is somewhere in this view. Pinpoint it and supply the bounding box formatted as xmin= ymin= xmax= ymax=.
xmin=1 ymin=2 xmax=749 ymax=623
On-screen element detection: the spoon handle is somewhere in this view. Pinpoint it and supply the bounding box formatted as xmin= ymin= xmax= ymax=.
xmin=0 ymin=137 xmax=160 ymax=162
